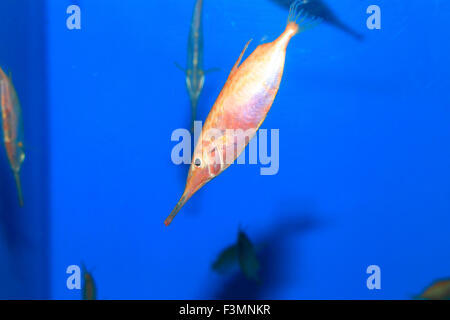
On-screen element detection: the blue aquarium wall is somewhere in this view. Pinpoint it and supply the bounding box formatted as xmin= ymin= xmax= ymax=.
xmin=0 ymin=0 xmax=49 ymax=299
xmin=46 ymin=0 xmax=450 ymax=299
xmin=1 ymin=0 xmax=449 ymax=299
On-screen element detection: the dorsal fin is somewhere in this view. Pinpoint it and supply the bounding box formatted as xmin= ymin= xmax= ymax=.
xmin=226 ymin=39 xmax=252 ymax=81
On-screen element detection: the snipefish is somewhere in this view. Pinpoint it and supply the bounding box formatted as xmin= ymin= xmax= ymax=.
xmin=0 ymin=66 xmax=25 ymax=207
xmin=165 ymin=0 xmax=319 ymax=226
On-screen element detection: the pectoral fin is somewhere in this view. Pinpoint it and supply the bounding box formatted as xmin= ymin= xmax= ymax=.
xmin=174 ymin=62 xmax=187 ymax=73
xmin=204 ymin=67 xmax=221 ymax=74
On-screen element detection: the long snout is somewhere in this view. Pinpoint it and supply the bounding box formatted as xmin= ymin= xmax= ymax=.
xmin=164 ymin=194 xmax=188 ymax=226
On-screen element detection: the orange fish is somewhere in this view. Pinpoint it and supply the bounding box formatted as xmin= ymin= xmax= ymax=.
xmin=0 ymin=67 xmax=25 ymax=206
xmin=417 ymin=279 xmax=450 ymax=300
xmin=165 ymin=0 xmax=319 ymax=226
xmin=81 ymin=263 xmax=97 ymax=300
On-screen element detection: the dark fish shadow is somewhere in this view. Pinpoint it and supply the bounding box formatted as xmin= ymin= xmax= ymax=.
xmin=269 ymin=0 xmax=364 ymax=41
xmin=0 ymin=159 xmax=31 ymax=251
xmin=211 ymin=205 xmax=323 ymax=299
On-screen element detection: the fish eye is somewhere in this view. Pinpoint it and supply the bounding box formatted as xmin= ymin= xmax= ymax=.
xmin=194 ymin=158 xmax=202 ymax=167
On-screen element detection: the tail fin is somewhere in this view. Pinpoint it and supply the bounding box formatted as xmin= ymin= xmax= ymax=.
xmin=287 ymin=0 xmax=322 ymax=34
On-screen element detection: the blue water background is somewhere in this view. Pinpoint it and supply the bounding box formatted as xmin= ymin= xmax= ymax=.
xmin=0 ymin=0 xmax=49 ymax=299
xmin=1 ymin=0 xmax=449 ymax=299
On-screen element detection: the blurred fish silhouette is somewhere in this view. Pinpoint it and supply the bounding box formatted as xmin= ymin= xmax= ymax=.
xmin=0 ymin=67 xmax=25 ymax=206
xmin=269 ymin=0 xmax=364 ymax=41
xmin=211 ymin=212 xmax=320 ymax=299
xmin=81 ymin=264 xmax=97 ymax=300
xmin=416 ymin=279 xmax=450 ymax=300
xmin=212 ymin=229 xmax=261 ymax=283
xmin=176 ymin=0 xmax=219 ymax=133
xmin=238 ymin=229 xmax=261 ymax=283
xmin=212 ymin=243 xmax=239 ymax=274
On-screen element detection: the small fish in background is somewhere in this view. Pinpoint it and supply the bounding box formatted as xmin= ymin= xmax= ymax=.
xmin=211 ymin=212 xmax=319 ymax=299
xmin=212 ymin=229 xmax=261 ymax=283
xmin=269 ymin=0 xmax=364 ymax=41
xmin=212 ymin=243 xmax=239 ymax=274
xmin=81 ymin=264 xmax=97 ymax=300
xmin=165 ymin=0 xmax=320 ymax=226
xmin=176 ymin=0 xmax=218 ymax=133
xmin=0 ymin=66 xmax=25 ymax=206
xmin=237 ymin=229 xmax=261 ymax=283
xmin=416 ymin=279 xmax=450 ymax=300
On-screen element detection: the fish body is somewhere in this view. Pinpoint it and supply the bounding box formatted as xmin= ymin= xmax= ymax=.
xmin=237 ymin=230 xmax=260 ymax=283
xmin=0 ymin=67 xmax=25 ymax=206
xmin=212 ymin=244 xmax=238 ymax=274
xmin=212 ymin=229 xmax=261 ymax=282
xmin=81 ymin=264 xmax=97 ymax=300
xmin=418 ymin=279 xmax=450 ymax=300
xmin=165 ymin=0 xmax=315 ymax=226
xmin=271 ymin=0 xmax=363 ymax=41
xmin=183 ymin=0 xmax=206 ymax=131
